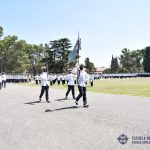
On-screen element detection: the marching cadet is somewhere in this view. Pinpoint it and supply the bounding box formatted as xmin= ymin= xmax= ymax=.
xmin=75 ymin=64 xmax=89 ymax=107
xmin=49 ymin=73 xmax=53 ymax=86
xmin=65 ymin=71 xmax=76 ymax=99
xmin=52 ymin=74 xmax=57 ymax=85
xmin=39 ymin=66 xmax=50 ymax=103
xmin=89 ymin=74 xmax=94 ymax=87
xmin=35 ymin=74 xmax=39 ymax=85
xmin=57 ymin=74 xmax=61 ymax=85
xmin=0 ymin=73 xmax=2 ymax=90
xmin=22 ymin=74 xmax=27 ymax=83
xmin=61 ymin=74 xmax=66 ymax=85
xmin=2 ymin=72 xmax=7 ymax=88
xmin=28 ymin=74 xmax=32 ymax=82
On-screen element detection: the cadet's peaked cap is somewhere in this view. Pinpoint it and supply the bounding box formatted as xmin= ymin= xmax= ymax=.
xmin=68 ymin=68 xmax=72 ymax=71
xmin=79 ymin=64 xmax=86 ymax=68
xmin=41 ymin=66 xmax=46 ymax=70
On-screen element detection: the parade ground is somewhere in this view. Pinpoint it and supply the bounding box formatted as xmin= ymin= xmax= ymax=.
xmin=1 ymin=84 xmax=150 ymax=150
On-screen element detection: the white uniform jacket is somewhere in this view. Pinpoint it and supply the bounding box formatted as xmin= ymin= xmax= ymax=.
xmin=66 ymin=73 xmax=76 ymax=86
xmin=77 ymin=70 xmax=89 ymax=87
xmin=2 ymin=74 xmax=7 ymax=81
xmin=40 ymin=72 xmax=49 ymax=86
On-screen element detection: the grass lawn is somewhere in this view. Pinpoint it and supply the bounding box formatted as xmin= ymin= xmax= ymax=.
xmin=19 ymin=78 xmax=150 ymax=97
xmin=87 ymin=78 xmax=150 ymax=97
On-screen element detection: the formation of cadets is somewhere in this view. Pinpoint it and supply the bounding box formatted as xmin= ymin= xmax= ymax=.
xmin=0 ymin=73 xmax=28 ymax=90
xmin=35 ymin=73 xmax=69 ymax=86
xmin=1 ymin=71 xmax=150 ymax=87
xmin=0 ymin=72 xmax=92 ymax=87
xmin=34 ymin=72 xmax=150 ymax=87
xmin=93 ymin=73 xmax=150 ymax=79
xmin=1 ymin=71 xmax=150 ymax=89
xmin=1 ymin=68 xmax=150 ymax=106
xmin=34 ymin=72 xmax=94 ymax=88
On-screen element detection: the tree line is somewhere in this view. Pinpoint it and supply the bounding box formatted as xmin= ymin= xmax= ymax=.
xmin=0 ymin=26 xmax=95 ymax=74
xmin=104 ymin=47 xmax=150 ymax=73
xmin=2 ymin=25 xmax=150 ymax=74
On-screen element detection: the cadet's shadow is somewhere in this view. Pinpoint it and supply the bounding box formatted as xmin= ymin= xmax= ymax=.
xmin=45 ymin=106 xmax=78 ymax=112
xmin=24 ymin=100 xmax=41 ymax=105
xmin=54 ymin=98 xmax=66 ymax=102
xmin=54 ymin=98 xmax=73 ymax=102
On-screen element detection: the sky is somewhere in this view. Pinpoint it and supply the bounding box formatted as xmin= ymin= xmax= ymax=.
xmin=1 ymin=0 xmax=150 ymax=67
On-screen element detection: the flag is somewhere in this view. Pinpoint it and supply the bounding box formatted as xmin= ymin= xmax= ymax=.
xmin=68 ymin=38 xmax=81 ymax=64
xmin=71 ymin=63 xmax=79 ymax=75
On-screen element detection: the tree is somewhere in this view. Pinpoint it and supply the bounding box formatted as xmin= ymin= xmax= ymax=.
xmin=85 ymin=57 xmax=95 ymax=73
xmin=103 ymin=68 xmax=111 ymax=74
xmin=119 ymin=48 xmax=135 ymax=72
xmin=117 ymin=68 xmax=129 ymax=73
xmin=111 ymin=55 xmax=119 ymax=73
xmin=0 ymin=35 xmax=31 ymax=73
xmin=131 ymin=49 xmax=143 ymax=72
xmin=0 ymin=36 xmax=31 ymax=73
xmin=0 ymin=27 xmax=76 ymax=74
xmin=25 ymin=43 xmax=45 ymax=75
xmin=143 ymin=47 xmax=150 ymax=72
xmin=0 ymin=26 xmax=3 ymax=38
xmin=9 ymin=40 xmax=29 ymax=73
xmin=0 ymin=35 xmax=18 ymax=72
xmin=48 ymin=38 xmax=72 ymax=73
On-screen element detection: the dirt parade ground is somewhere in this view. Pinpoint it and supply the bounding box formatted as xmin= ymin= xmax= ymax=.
xmin=0 ymin=84 xmax=150 ymax=150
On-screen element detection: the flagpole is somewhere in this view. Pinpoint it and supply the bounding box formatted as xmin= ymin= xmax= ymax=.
xmin=67 ymin=33 xmax=81 ymax=74
xmin=77 ymin=32 xmax=80 ymax=66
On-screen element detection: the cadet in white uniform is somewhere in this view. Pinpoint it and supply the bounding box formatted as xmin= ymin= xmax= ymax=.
xmin=49 ymin=73 xmax=53 ymax=86
xmin=65 ymin=71 xmax=76 ymax=99
xmin=35 ymin=74 xmax=39 ymax=85
xmin=0 ymin=73 xmax=2 ymax=90
xmin=52 ymin=74 xmax=57 ymax=84
xmin=2 ymin=72 xmax=7 ymax=88
xmin=61 ymin=74 xmax=66 ymax=85
xmin=39 ymin=67 xmax=50 ymax=102
xmin=57 ymin=74 xmax=61 ymax=85
xmin=89 ymin=74 xmax=94 ymax=87
xmin=75 ymin=64 xmax=89 ymax=107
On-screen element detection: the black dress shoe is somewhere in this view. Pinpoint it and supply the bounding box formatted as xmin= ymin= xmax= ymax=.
xmin=46 ymin=100 xmax=50 ymax=103
xmin=83 ymin=102 xmax=89 ymax=107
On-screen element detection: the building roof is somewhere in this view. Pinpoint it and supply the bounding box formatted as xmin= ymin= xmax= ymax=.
xmin=95 ymin=67 xmax=108 ymax=72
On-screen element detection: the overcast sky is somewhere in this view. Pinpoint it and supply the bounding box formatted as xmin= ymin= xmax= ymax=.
xmin=1 ymin=0 xmax=150 ymax=67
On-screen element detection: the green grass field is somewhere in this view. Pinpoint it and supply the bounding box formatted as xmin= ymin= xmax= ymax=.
xmin=87 ymin=78 xmax=150 ymax=97
xmin=19 ymin=78 xmax=150 ymax=97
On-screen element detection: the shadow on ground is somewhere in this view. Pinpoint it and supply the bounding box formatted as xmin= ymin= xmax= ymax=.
xmin=45 ymin=105 xmax=89 ymax=112
xmin=24 ymin=100 xmax=41 ymax=105
xmin=45 ymin=106 xmax=78 ymax=112
xmin=54 ymin=98 xmax=74 ymax=102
